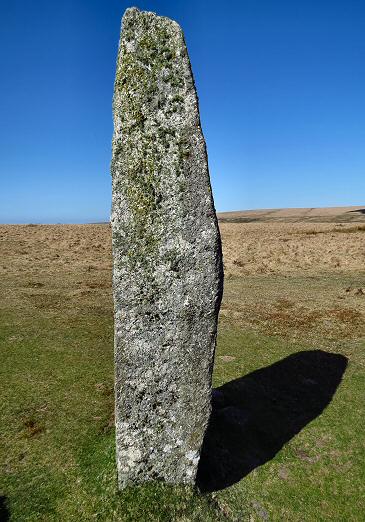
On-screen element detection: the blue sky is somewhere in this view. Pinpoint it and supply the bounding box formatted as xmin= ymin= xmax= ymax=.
xmin=1 ymin=0 xmax=364 ymax=223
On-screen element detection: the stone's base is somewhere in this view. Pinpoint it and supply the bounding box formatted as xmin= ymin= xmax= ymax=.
xmin=116 ymin=422 xmax=203 ymax=488
xmin=111 ymin=7 xmax=223 ymax=488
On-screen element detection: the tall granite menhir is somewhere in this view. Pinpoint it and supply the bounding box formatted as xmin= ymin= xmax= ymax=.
xmin=111 ymin=7 xmax=223 ymax=489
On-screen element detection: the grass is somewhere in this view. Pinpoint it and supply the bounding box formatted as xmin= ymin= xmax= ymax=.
xmin=297 ymin=225 xmax=365 ymax=235
xmin=0 ymin=308 xmax=220 ymax=521
xmin=0 ymin=224 xmax=364 ymax=520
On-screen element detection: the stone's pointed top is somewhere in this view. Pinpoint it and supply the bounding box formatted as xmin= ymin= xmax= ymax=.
xmin=123 ymin=6 xmax=140 ymax=18
xmin=122 ymin=6 xmax=181 ymax=29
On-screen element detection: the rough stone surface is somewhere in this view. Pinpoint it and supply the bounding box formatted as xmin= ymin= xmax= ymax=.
xmin=111 ymin=7 xmax=223 ymax=489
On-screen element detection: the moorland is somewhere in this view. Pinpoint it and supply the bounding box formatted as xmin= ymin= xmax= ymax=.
xmin=0 ymin=206 xmax=364 ymax=521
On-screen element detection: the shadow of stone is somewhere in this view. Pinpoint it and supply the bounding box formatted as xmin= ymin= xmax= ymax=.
xmin=0 ymin=496 xmax=10 ymax=521
xmin=197 ymin=350 xmax=347 ymax=492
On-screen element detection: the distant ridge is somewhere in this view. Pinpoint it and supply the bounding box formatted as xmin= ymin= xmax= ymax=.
xmin=217 ymin=206 xmax=365 ymax=224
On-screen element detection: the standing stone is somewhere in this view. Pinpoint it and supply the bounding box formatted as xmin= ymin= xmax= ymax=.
xmin=111 ymin=7 xmax=223 ymax=489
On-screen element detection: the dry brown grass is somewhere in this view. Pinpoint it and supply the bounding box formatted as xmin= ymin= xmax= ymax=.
xmin=0 ymin=212 xmax=364 ymax=345
xmin=1 ymin=211 xmax=364 ymax=281
xmin=0 ymin=224 xmax=113 ymax=315
xmin=219 ymin=221 xmax=365 ymax=276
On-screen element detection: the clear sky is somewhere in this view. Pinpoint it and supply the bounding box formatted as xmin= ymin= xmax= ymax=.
xmin=1 ymin=0 xmax=364 ymax=223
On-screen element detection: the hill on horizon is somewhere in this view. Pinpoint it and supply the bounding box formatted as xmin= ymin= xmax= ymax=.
xmin=217 ymin=205 xmax=365 ymax=223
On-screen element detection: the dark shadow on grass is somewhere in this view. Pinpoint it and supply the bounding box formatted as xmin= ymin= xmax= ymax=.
xmin=0 ymin=496 xmax=10 ymax=521
xmin=197 ymin=350 xmax=347 ymax=492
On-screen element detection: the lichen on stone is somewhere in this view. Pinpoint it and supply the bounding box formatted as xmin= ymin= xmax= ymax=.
xmin=111 ymin=7 xmax=223 ymax=489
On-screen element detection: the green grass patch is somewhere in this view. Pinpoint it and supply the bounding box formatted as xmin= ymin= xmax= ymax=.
xmin=1 ymin=275 xmax=364 ymax=520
